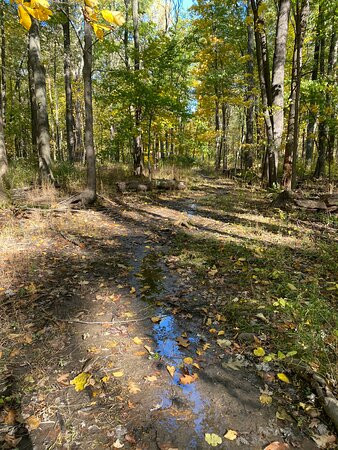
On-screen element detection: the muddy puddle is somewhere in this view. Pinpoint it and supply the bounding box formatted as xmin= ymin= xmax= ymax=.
xmin=129 ymin=243 xmax=209 ymax=446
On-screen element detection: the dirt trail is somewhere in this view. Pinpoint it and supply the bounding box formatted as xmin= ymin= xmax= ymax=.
xmin=0 ymin=179 xmax=328 ymax=449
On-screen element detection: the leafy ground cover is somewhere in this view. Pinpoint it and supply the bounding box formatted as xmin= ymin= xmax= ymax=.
xmin=0 ymin=174 xmax=336 ymax=449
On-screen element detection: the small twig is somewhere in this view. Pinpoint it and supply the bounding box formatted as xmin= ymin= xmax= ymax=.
xmin=97 ymin=194 xmax=117 ymax=208
xmin=57 ymin=315 xmax=166 ymax=325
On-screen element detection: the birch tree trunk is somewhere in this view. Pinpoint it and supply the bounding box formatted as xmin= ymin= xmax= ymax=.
xmin=29 ymin=19 xmax=54 ymax=183
xmin=271 ymin=0 xmax=291 ymax=174
xmin=282 ymin=0 xmax=310 ymax=190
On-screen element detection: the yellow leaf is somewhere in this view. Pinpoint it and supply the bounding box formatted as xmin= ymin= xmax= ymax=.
xmin=180 ymin=373 xmax=198 ymax=385
xmin=128 ymin=381 xmax=141 ymax=393
xmin=101 ymin=9 xmax=125 ymax=26
xmin=130 ymin=287 xmax=136 ymax=294
xmin=26 ymin=415 xmax=41 ymax=430
xmin=145 ymin=375 xmax=157 ymax=382
xmin=166 ymin=365 xmax=175 ymax=377
xmin=101 ymin=375 xmax=110 ymax=383
xmin=151 ymin=316 xmax=161 ymax=323
xmin=176 ymin=336 xmax=190 ymax=348
xmin=133 ymin=336 xmax=143 ymax=345
xmin=18 ymin=5 xmax=32 ymax=30
xmin=70 ymin=372 xmax=91 ymax=391
xmin=253 ymin=347 xmax=265 ymax=357
xmin=209 ymin=328 xmax=217 ymax=334
xmin=277 ymin=373 xmax=290 ymax=384
xmin=112 ymin=371 xmax=124 ymax=377
xmin=183 ymin=357 xmax=193 ymax=364
xmin=205 ymin=433 xmax=222 ymax=446
xmin=224 ymin=429 xmax=237 ymax=441
xmin=260 ymin=393 xmax=272 ymax=405
xmin=193 ymin=362 xmax=201 ymax=369
xmin=203 ymin=343 xmax=211 ymax=351
xmin=107 ymin=340 xmax=118 ymax=348
xmin=217 ymin=330 xmax=225 ymax=336
xmin=85 ymin=0 xmax=97 ymax=7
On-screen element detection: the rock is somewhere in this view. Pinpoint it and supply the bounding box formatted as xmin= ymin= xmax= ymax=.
xmin=176 ymin=181 xmax=186 ymax=190
xmin=238 ymin=332 xmax=257 ymax=343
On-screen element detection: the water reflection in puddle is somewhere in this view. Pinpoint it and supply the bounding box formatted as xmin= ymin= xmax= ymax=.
xmin=131 ymin=246 xmax=208 ymax=445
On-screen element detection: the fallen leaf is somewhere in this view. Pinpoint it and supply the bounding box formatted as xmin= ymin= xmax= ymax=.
xmin=217 ymin=331 xmax=225 ymax=336
xmin=26 ymin=415 xmax=41 ymax=430
xmin=128 ymin=381 xmax=141 ymax=393
xmin=145 ymin=375 xmax=157 ymax=382
xmin=264 ymin=443 xmax=290 ymax=450
xmin=144 ymin=345 xmax=154 ymax=354
xmin=113 ymin=438 xmax=124 ymax=448
xmin=209 ymin=328 xmax=217 ymax=334
xmin=217 ymin=339 xmax=231 ymax=348
xmin=183 ymin=357 xmax=193 ymax=364
xmin=224 ymin=429 xmax=237 ymax=440
xmin=112 ymin=371 xmax=124 ymax=377
xmin=275 ymin=408 xmax=293 ymax=421
xmin=176 ymin=336 xmax=190 ymax=348
xmin=277 ymin=373 xmax=290 ymax=384
xmin=151 ymin=316 xmax=162 ymax=323
xmin=134 ymin=350 xmax=147 ymax=356
xmin=203 ymin=343 xmax=211 ymax=351
xmin=256 ymin=312 xmax=269 ymax=323
xmin=107 ymin=340 xmax=118 ymax=348
xmin=101 ymin=375 xmax=110 ymax=383
xmin=180 ymin=373 xmax=198 ymax=385
xmin=222 ymin=358 xmax=245 ymax=371
xmin=57 ymin=373 xmax=70 ymax=385
xmin=4 ymin=409 xmax=16 ymax=425
xmin=205 ymin=433 xmax=222 ymax=446
xmin=70 ymin=372 xmax=91 ymax=391
xmin=311 ymin=434 xmax=336 ymax=448
xmin=260 ymin=393 xmax=272 ymax=405
xmin=130 ymin=287 xmax=136 ymax=294
xmin=166 ymin=365 xmax=175 ymax=377
xmin=287 ymin=283 xmax=297 ymax=291
xmin=10 ymin=348 xmax=20 ymax=358
xmin=253 ymin=347 xmax=265 ymax=357
xmin=193 ymin=363 xmax=200 ymax=369
xmin=132 ymin=337 xmax=143 ymax=345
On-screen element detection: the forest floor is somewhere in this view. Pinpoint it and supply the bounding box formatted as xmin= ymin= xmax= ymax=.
xmin=0 ymin=173 xmax=337 ymax=449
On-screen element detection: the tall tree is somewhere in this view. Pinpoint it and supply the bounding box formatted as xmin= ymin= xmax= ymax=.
xmin=63 ymin=0 xmax=75 ymax=162
xmin=282 ymin=0 xmax=310 ymax=190
xmin=132 ymin=0 xmax=143 ymax=175
xmin=29 ymin=19 xmax=54 ymax=182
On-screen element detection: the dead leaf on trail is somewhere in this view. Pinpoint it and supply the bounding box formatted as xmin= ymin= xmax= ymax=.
xmin=253 ymin=347 xmax=265 ymax=357
xmin=166 ymin=365 xmax=175 ymax=377
xmin=224 ymin=429 xmax=237 ymax=441
xmin=311 ymin=434 xmax=336 ymax=448
xmin=203 ymin=343 xmax=211 ymax=351
xmin=134 ymin=350 xmax=147 ymax=356
xmin=57 ymin=373 xmax=70 ymax=385
xmin=176 ymin=336 xmax=189 ymax=348
xmin=112 ymin=371 xmax=124 ymax=378
xmin=260 ymin=393 xmax=272 ymax=405
xmin=275 ymin=408 xmax=293 ymax=421
xmin=144 ymin=345 xmax=154 ymax=354
xmin=264 ymin=443 xmax=290 ymax=450
xmin=113 ymin=438 xmax=124 ymax=448
xmin=145 ymin=375 xmax=157 ymax=382
xmin=151 ymin=316 xmax=161 ymax=323
xmin=180 ymin=373 xmax=198 ymax=385
xmin=10 ymin=348 xmax=21 ymax=358
xmin=217 ymin=339 xmax=231 ymax=348
xmin=107 ymin=340 xmax=118 ymax=348
xmin=128 ymin=381 xmax=141 ymax=394
xmin=26 ymin=415 xmax=41 ymax=430
xmin=4 ymin=409 xmax=16 ymax=425
xmin=277 ymin=373 xmax=290 ymax=384
xmin=183 ymin=357 xmax=193 ymax=364
xmin=222 ymin=358 xmax=245 ymax=371
xmin=70 ymin=372 xmax=91 ymax=391
xmin=193 ymin=363 xmax=200 ymax=369
xmin=132 ymin=336 xmax=143 ymax=345
xmin=130 ymin=287 xmax=136 ymax=294
xmin=205 ymin=433 xmax=222 ymax=446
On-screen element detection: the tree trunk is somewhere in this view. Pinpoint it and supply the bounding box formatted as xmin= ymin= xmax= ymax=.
xmin=29 ymin=19 xmax=54 ymax=183
xmin=215 ymin=97 xmax=222 ymax=170
xmin=83 ymin=20 xmax=96 ymax=203
xmin=271 ymin=0 xmax=291 ymax=170
xmin=63 ymin=0 xmax=75 ymax=162
xmin=305 ymin=13 xmax=320 ymax=167
xmin=132 ymin=0 xmax=143 ymax=176
xmin=0 ymin=3 xmax=6 ymax=128
xmin=244 ymin=0 xmax=255 ymax=170
xmin=282 ymin=0 xmax=310 ymax=190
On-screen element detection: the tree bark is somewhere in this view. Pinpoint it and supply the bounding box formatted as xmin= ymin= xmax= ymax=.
xmin=132 ymin=0 xmax=143 ymax=175
xmin=29 ymin=19 xmax=54 ymax=183
xmin=63 ymin=0 xmax=75 ymax=162
xmin=0 ymin=3 xmax=6 ymax=128
xmin=282 ymin=0 xmax=310 ymax=190
xmin=244 ymin=0 xmax=255 ymax=170
xmin=271 ymin=0 xmax=291 ymax=162
xmin=305 ymin=12 xmax=320 ymax=167
xmin=83 ymin=20 xmax=96 ymax=203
